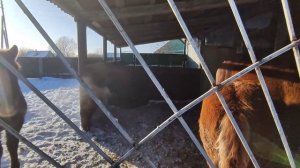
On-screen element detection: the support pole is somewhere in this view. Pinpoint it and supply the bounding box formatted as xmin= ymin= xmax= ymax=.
xmin=77 ymin=20 xmax=87 ymax=74
xmin=0 ymin=0 xmax=9 ymax=48
xmin=38 ymin=57 xmax=43 ymax=77
xmin=103 ymin=37 xmax=107 ymax=61
xmin=114 ymin=45 xmax=117 ymax=61
xmin=183 ymin=39 xmax=186 ymax=55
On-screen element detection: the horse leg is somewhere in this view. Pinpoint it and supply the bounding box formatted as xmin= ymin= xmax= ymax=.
xmin=80 ymin=96 xmax=97 ymax=132
xmin=6 ymin=132 xmax=20 ymax=168
xmin=6 ymin=115 xmax=24 ymax=168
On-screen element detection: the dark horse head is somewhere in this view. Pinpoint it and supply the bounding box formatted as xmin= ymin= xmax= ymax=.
xmin=0 ymin=45 xmax=21 ymax=117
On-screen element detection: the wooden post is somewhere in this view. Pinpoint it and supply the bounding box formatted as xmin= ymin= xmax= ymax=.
xmin=103 ymin=37 xmax=107 ymax=61
xmin=114 ymin=45 xmax=117 ymax=61
xmin=119 ymin=47 xmax=122 ymax=62
xmin=183 ymin=38 xmax=187 ymax=55
xmin=38 ymin=57 xmax=43 ymax=78
xmin=77 ymin=20 xmax=87 ymax=74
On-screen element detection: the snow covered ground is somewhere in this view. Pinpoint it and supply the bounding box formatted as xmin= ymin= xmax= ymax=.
xmin=1 ymin=77 xmax=204 ymax=168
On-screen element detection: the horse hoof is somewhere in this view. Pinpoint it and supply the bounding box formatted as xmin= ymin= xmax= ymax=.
xmin=81 ymin=124 xmax=90 ymax=132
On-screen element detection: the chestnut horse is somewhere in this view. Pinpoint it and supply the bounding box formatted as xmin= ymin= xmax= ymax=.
xmin=0 ymin=46 xmax=27 ymax=168
xmin=199 ymin=53 xmax=300 ymax=168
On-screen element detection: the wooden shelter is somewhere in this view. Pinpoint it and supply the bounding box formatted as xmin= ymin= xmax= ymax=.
xmin=48 ymin=0 xmax=283 ymax=47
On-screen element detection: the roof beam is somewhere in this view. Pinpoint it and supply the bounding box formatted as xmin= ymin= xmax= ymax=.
xmin=94 ymin=7 xmax=272 ymax=41
xmin=86 ymin=0 xmax=258 ymax=22
xmin=112 ymin=25 xmax=216 ymax=47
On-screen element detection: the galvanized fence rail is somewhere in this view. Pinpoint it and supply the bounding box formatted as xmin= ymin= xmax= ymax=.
xmin=1 ymin=0 xmax=298 ymax=167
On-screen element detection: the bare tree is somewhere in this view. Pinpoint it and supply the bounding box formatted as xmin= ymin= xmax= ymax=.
xmin=50 ymin=36 xmax=77 ymax=57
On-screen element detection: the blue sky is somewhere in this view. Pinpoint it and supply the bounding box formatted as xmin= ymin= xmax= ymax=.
xmin=3 ymin=0 xmax=166 ymax=54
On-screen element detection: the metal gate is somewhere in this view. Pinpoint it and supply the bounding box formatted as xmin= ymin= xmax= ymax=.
xmin=0 ymin=0 xmax=299 ymax=167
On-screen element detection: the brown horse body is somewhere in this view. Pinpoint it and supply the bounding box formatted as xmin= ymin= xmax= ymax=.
xmin=0 ymin=46 xmax=27 ymax=168
xmin=80 ymin=62 xmax=202 ymax=131
xmin=199 ymin=56 xmax=300 ymax=168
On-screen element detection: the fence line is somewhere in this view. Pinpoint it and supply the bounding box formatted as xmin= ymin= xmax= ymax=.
xmin=18 ymin=54 xmax=186 ymax=78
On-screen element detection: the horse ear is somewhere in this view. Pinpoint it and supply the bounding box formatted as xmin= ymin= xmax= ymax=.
xmin=0 ymin=45 xmax=19 ymax=61
xmin=7 ymin=45 xmax=19 ymax=60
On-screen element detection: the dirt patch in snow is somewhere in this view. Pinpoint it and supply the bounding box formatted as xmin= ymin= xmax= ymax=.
xmin=90 ymin=100 xmax=206 ymax=167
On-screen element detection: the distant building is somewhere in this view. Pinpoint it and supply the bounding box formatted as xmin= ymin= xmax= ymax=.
xmin=23 ymin=51 xmax=55 ymax=58
xmin=154 ymin=40 xmax=185 ymax=54
xmin=154 ymin=39 xmax=202 ymax=68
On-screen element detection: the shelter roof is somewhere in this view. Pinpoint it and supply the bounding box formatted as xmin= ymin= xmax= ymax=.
xmin=48 ymin=0 xmax=278 ymax=47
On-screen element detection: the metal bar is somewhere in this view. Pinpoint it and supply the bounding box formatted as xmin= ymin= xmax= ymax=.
xmin=112 ymin=39 xmax=299 ymax=167
xmin=166 ymin=0 xmax=260 ymax=167
xmin=2 ymin=16 xmax=8 ymax=48
xmin=0 ymin=118 xmax=62 ymax=167
xmin=1 ymin=17 xmax=3 ymax=48
xmin=0 ymin=56 xmax=114 ymax=164
xmin=0 ymin=0 xmax=8 ymax=48
xmin=281 ymin=0 xmax=300 ymax=78
xmin=97 ymin=1 xmax=215 ymax=167
xmin=15 ymin=0 xmax=134 ymax=145
xmin=228 ymin=0 xmax=296 ymax=167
